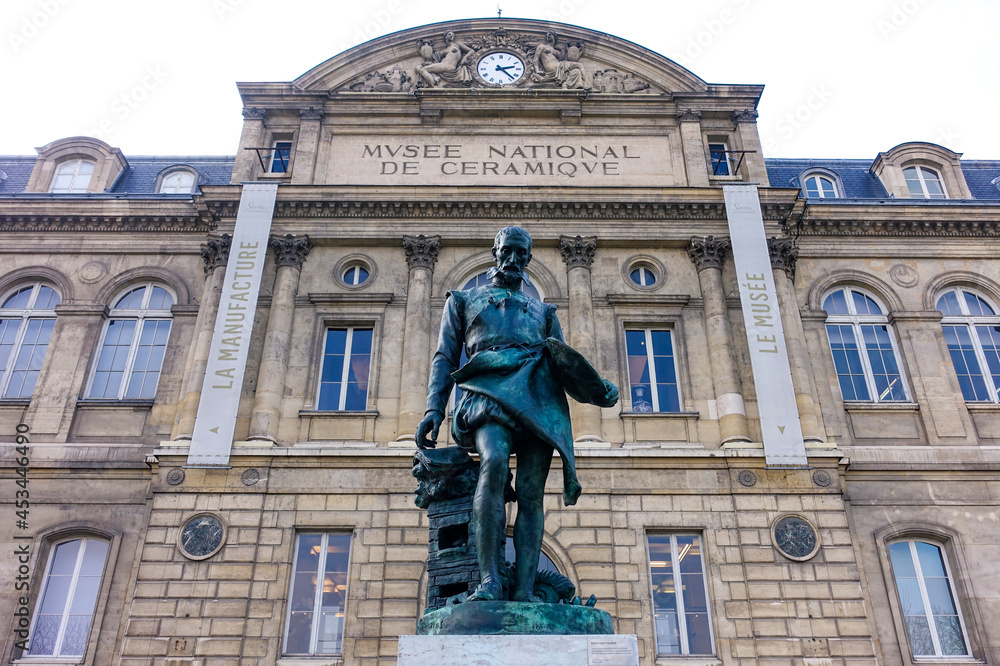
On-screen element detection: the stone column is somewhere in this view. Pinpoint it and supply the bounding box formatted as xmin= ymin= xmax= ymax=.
xmin=768 ymin=237 xmax=826 ymax=443
xmin=171 ymin=234 xmax=231 ymax=440
xmin=395 ymin=235 xmax=442 ymax=442
xmin=291 ymin=107 xmax=324 ymax=185
xmin=677 ymin=109 xmax=711 ymax=187
xmin=231 ymin=107 xmax=267 ymax=183
xmin=248 ymin=234 xmax=312 ymax=442
xmin=558 ymin=235 xmax=604 ymax=443
xmin=687 ymin=236 xmax=751 ymax=443
xmin=731 ymin=109 xmax=770 ymax=185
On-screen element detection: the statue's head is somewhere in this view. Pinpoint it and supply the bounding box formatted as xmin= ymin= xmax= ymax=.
xmin=545 ymin=31 xmax=556 ymax=44
xmin=444 ymin=30 xmax=455 ymax=42
xmin=491 ymin=226 xmax=532 ymax=289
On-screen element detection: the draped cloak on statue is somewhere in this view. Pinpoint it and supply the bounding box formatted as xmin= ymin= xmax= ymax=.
xmin=425 ymin=284 xmax=613 ymax=505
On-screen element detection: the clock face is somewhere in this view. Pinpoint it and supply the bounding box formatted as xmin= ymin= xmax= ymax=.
xmin=477 ymin=52 xmax=525 ymax=86
xmin=179 ymin=514 xmax=225 ymax=560
xmin=772 ymin=515 xmax=819 ymax=561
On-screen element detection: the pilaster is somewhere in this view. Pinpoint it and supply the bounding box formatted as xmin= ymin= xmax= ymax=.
xmin=687 ymin=236 xmax=751 ymax=444
xmin=396 ymin=235 xmax=442 ymax=442
xmin=248 ymin=234 xmax=312 ymax=442
xmin=558 ymin=235 xmax=604 ymax=443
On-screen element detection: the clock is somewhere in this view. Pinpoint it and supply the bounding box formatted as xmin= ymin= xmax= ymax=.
xmin=476 ymin=51 xmax=525 ymax=86
xmin=772 ymin=515 xmax=820 ymax=561
xmin=178 ymin=513 xmax=226 ymax=560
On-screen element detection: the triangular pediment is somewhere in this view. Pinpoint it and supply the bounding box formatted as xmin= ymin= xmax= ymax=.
xmin=293 ymin=18 xmax=707 ymax=96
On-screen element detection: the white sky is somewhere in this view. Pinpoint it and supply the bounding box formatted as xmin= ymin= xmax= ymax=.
xmin=3 ymin=0 xmax=997 ymax=160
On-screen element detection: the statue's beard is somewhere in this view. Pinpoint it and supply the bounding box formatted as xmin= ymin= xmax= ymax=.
xmin=491 ymin=265 xmax=524 ymax=289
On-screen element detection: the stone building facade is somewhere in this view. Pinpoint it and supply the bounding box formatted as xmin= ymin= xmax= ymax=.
xmin=1 ymin=17 xmax=999 ymax=666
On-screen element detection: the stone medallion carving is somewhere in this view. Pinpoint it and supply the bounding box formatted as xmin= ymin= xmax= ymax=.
xmin=340 ymin=27 xmax=653 ymax=94
xmin=737 ymin=470 xmax=757 ymax=487
xmin=889 ymin=264 xmax=918 ymax=288
xmin=166 ymin=468 xmax=185 ymax=486
xmin=79 ymin=260 xmax=108 ymax=284
xmin=812 ymin=470 xmax=832 ymax=487
xmin=241 ymin=468 xmax=261 ymax=486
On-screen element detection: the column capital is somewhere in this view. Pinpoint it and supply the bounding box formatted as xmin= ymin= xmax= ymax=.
xmin=242 ymin=106 xmax=267 ymax=120
xmin=687 ymin=235 xmax=730 ymax=271
xmin=731 ymin=109 xmax=759 ymax=124
xmin=558 ymin=235 xmax=597 ymax=269
xmin=300 ymin=107 xmax=325 ymax=121
xmin=767 ymin=236 xmax=798 ymax=278
xmin=402 ymin=235 xmax=441 ymax=271
xmin=200 ymin=233 xmax=232 ymax=274
xmin=677 ymin=109 xmax=702 ymax=122
xmin=270 ymin=234 xmax=312 ymax=270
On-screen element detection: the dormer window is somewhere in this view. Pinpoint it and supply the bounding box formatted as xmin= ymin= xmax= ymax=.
xmin=158 ymin=169 xmax=196 ymax=194
xmin=804 ymin=174 xmax=838 ymax=198
xmin=49 ymin=159 xmax=95 ymax=193
xmin=904 ymin=165 xmax=947 ymax=199
xmin=709 ymin=143 xmax=732 ymax=176
xmin=270 ymin=141 xmax=292 ymax=174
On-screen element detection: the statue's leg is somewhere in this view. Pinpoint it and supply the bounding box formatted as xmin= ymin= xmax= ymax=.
xmin=467 ymin=422 xmax=512 ymax=602
xmin=510 ymin=440 xmax=553 ymax=602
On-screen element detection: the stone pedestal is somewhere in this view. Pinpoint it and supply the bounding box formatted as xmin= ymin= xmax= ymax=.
xmin=399 ymin=634 xmax=638 ymax=666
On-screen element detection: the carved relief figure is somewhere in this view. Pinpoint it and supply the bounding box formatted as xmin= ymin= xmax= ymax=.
xmin=591 ymin=69 xmax=650 ymax=94
xmin=415 ymin=30 xmax=474 ymax=88
xmin=530 ymin=31 xmax=588 ymax=89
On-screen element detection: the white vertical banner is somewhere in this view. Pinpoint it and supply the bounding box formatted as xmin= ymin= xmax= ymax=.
xmin=187 ymin=182 xmax=279 ymax=466
xmin=723 ymin=184 xmax=808 ymax=467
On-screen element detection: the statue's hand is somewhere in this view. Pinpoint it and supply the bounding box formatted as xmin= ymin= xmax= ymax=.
xmin=416 ymin=410 xmax=443 ymax=449
xmin=596 ymin=379 xmax=620 ymax=408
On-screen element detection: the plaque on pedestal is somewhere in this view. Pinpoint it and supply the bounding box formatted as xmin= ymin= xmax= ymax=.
xmin=398 ymin=633 xmax=639 ymax=666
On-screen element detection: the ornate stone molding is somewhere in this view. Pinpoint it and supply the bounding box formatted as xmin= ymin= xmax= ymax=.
xmin=0 ymin=214 xmax=214 ymax=233
xmin=242 ymin=107 xmax=266 ymax=121
xmin=731 ymin=109 xmax=758 ymax=124
xmin=558 ymin=235 xmax=597 ymax=269
xmin=201 ymin=233 xmax=232 ymax=274
xmin=299 ymin=107 xmax=325 ymax=121
xmin=767 ymin=237 xmax=798 ymax=277
xmin=402 ymin=234 xmax=441 ymax=270
xmin=687 ymin=235 xmax=731 ymax=271
xmin=269 ymin=234 xmax=312 ymax=270
xmin=677 ymin=109 xmax=702 ymax=122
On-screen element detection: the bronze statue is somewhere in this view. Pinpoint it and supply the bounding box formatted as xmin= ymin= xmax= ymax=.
xmin=416 ymin=226 xmax=618 ymax=603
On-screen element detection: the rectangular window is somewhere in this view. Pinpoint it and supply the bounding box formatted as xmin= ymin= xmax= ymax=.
xmin=625 ymin=329 xmax=680 ymax=412
xmin=284 ymin=533 xmax=351 ymax=656
xmin=269 ymin=140 xmax=292 ymax=173
xmin=648 ymin=534 xmax=714 ymax=656
xmin=709 ymin=143 xmax=731 ymax=176
xmin=317 ymin=327 xmax=372 ymax=411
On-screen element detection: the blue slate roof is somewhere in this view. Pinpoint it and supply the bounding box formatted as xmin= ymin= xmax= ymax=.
xmin=111 ymin=156 xmax=234 ymax=193
xmin=961 ymin=161 xmax=1000 ymax=200
xmin=765 ymin=159 xmax=889 ymax=199
xmin=0 ymin=155 xmax=234 ymax=195
xmin=0 ymin=156 xmax=38 ymax=194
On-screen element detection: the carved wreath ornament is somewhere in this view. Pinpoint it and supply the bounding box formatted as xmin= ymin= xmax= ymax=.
xmin=343 ymin=27 xmax=650 ymax=94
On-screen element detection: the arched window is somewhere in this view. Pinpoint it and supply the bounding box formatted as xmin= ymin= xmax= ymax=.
xmin=888 ymin=539 xmax=971 ymax=658
xmin=937 ymin=287 xmax=1000 ymax=402
xmin=50 ymin=160 xmax=95 ymax=193
xmin=803 ymin=174 xmax=838 ymax=198
xmin=823 ymin=287 xmax=908 ymax=402
xmin=904 ymin=165 xmax=947 ymax=199
xmin=26 ymin=537 xmax=109 ymax=658
xmin=0 ymin=282 xmax=60 ymax=398
xmin=158 ymin=170 xmax=196 ymax=194
xmin=87 ymin=283 xmax=173 ymax=399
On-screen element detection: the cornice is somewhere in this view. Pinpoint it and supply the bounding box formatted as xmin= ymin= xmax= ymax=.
xmin=796 ymin=201 xmax=1000 ymax=237
xmin=0 ymin=197 xmax=215 ymax=233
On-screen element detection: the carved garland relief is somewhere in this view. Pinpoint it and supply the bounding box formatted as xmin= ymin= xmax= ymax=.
xmin=343 ymin=27 xmax=651 ymax=94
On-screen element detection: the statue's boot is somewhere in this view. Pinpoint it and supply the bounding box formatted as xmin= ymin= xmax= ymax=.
xmin=467 ymin=578 xmax=502 ymax=602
